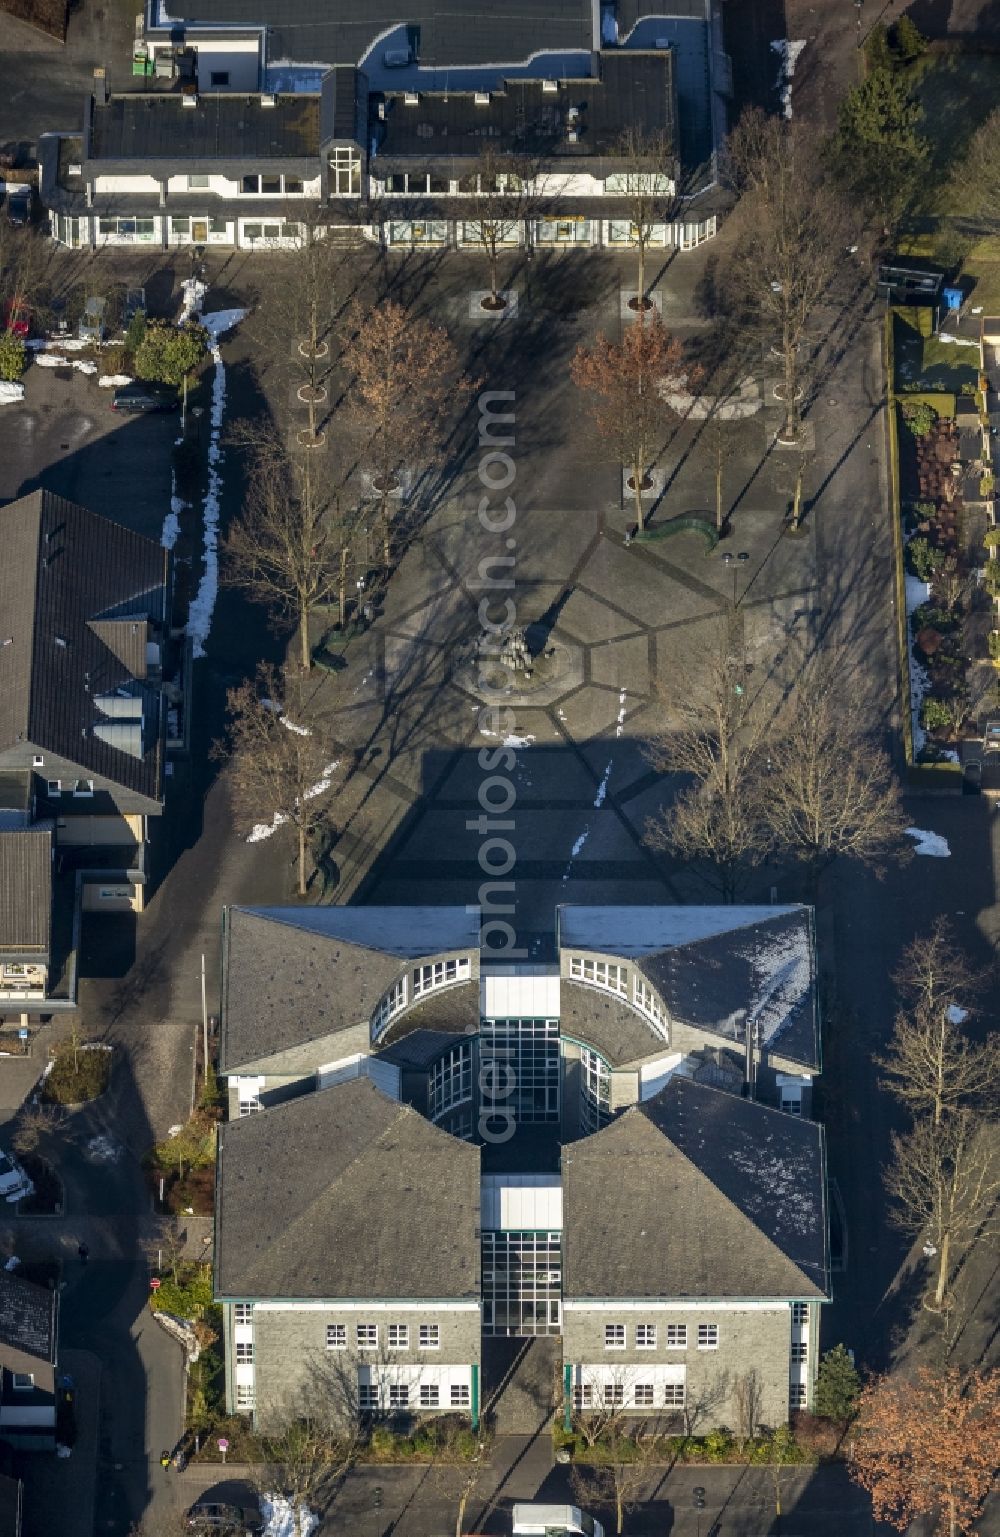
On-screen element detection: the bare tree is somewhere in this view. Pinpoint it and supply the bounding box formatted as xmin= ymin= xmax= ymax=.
xmin=952 ymin=106 xmax=1000 ymax=235
xmin=569 ymin=1386 xmax=659 ymax=1537
xmin=878 ymin=922 xmax=996 ymax=1127
xmin=11 ymin=1101 xmax=61 ymax=1158
xmin=256 ymin=208 xmax=343 ymax=449
xmin=226 ymin=426 xmax=362 ymax=668
xmin=885 ymin=1111 xmax=1000 ymax=1309
xmin=571 ymin=315 xmax=691 ymax=532
xmin=341 ymin=299 xmax=473 ymax=565
xmin=732 ymin=1369 xmax=764 ymax=1454
xmin=611 ymin=127 xmax=677 ymax=312
xmin=763 ymin=673 xmax=910 ymax=891
xmin=461 ymin=146 xmax=543 ymax=308
xmin=643 ymin=611 xmax=771 ymax=900
xmin=726 ymin=109 xmax=847 ymax=442
xmin=213 ymin=663 xmax=340 ymax=896
xmin=253 ymin=1351 xmax=363 ymax=1537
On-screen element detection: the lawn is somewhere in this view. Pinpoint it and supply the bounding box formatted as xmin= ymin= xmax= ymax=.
xmin=912 ymin=53 xmax=1000 ymax=213
xmin=893 ymin=311 xmax=978 ymax=395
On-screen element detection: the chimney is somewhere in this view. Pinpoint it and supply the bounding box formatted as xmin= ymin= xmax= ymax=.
xmin=94 ymin=67 xmax=108 ymax=106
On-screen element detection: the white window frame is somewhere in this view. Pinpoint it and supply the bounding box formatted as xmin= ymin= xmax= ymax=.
xmin=235 ymin=1341 xmax=254 ymax=1364
xmin=570 ymin=955 xmax=628 ymax=996
xmin=633 ymin=974 xmax=667 ymax=1034
xmin=371 ymin=975 xmax=408 ymax=1040
xmin=633 ymin=1382 xmax=655 ymax=1407
xmin=388 ymin=1323 xmax=409 ymax=1349
xmin=790 ymin=1382 xmax=807 ymax=1409
xmin=234 ymin=1303 xmax=253 ymax=1325
xmin=419 ymin=1323 xmax=440 ymax=1350
xmin=187 ymin=174 xmax=210 ymax=190
xmin=358 ymin=1383 xmax=379 ymax=1411
xmin=412 ymin=956 xmax=471 ymax=998
xmin=665 ymin=1324 xmax=687 ymax=1349
xmin=419 ymin=1383 xmax=440 ymax=1407
xmin=428 ymin=1041 xmax=473 ymax=1121
xmin=11 ymin=1373 xmax=33 ymax=1391
xmin=450 ymin=1383 xmax=471 ymax=1407
xmin=790 ymin=1341 xmax=808 ymax=1364
xmin=388 ymin=1383 xmax=409 ymax=1408
xmin=697 ymin=1323 xmax=719 ymax=1351
xmin=636 ymin=1324 xmax=656 ymax=1350
xmin=663 ymin=1380 xmax=686 ymax=1407
xmin=235 ymin=1382 xmax=255 ymax=1409
xmin=572 ymin=1382 xmax=593 ymax=1411
xmin=604 ymin=1323 xmax=626 ymax=1350
xmin=326 ymin=1323 xmax=346 ymax=1350
xmin=357 ymin=1323 xmax=378 ymax=1349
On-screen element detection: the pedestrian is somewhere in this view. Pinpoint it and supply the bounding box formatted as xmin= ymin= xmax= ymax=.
xmin=77 ymin=1243 xmax=89 ymax=1264
xmin=159 ymin=1449 xmax=171 ymax=1471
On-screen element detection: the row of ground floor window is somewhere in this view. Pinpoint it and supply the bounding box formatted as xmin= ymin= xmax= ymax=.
xmin=49 ymin=211 xmax=718 ymax=252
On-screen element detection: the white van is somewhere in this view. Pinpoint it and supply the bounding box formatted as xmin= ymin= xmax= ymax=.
xmin=511 ymin=1505 xmax=604 ymax=1537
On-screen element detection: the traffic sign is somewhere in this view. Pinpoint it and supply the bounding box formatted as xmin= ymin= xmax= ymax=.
xmin=217 ymin=1437 xmax=229 ymax=1451
xmin=149 ymin=1277 xmax=161 ymax=1292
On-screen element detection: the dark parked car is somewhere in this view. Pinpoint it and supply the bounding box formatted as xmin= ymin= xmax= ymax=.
xmin=186 ymin=1498 xmax=263 ymax=1534
xmin=7 ymin=186 xmax=31 ymax=225
xmin=124 ymin=286 xmax=146 ymax=323
xmin=111 ymin=382 xmax=179 ymax=414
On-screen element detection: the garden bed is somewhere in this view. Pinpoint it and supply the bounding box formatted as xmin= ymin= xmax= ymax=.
xmin=41 ymin=1041 xmax=112 ymax=1106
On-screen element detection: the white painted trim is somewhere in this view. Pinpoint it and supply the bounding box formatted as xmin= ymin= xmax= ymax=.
xmin=251 ymin=1300 xmax=480 ymax=1313
xmin=562 ymin=1299 xmax=790 ymax=1313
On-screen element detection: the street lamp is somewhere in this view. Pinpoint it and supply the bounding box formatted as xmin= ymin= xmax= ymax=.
xmin=693 ymin=1484 xmax=706 ymax=1537
xmin=721 ymin=550 xmax=750 ymax=608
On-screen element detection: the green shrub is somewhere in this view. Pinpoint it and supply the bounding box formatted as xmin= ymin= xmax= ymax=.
xmin=135 ymin=320 xmax=207 ymax=386
xmin=0 ymin=331 xmax=26 ymax=382
xmin=703 ymin=1428 xmax=734 ymax=1462
xmin=124 ymin=310 xmax=147 ymax=359
xmin=920 ymin=696 xmax=953 ymax=732
xmin=150 ymin=1261 xmax=213 ymax=1320
xmin=43 ymin=1041 xmax=111 ymax=1105
xmin=891 ymin=15 xmax=926 ymax=61
xmin=988 ymin=632 xmax=1000 ymax=662
xmin=814 ymin=1344 xmax=861 ymax=1422
xmin=901 ymin=400 xmax=938 ymax=438
xmin=907 ymin=536 xmax=942 ymax=582
xmin=984 ymin=528 xmax=1000 ymax=549
xmin=985 ymin=558 xmax=1000 ymax=597
xmin=981 ymin=472 xmax=995 ymax=498
xmin=911 ymin=603 xmax=956 ymax=633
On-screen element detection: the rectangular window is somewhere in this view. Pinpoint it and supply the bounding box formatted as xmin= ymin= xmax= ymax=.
xmin=187 ymin=175 xmax=210 ymax=190
xmin=32 ymin=756 xmax=44 ymax=767
xmin=697 ymin=1324 xmax=719 ymax=1350
xmin=604 ymin=1383 xmax=624 ymax=1407
xmin=572 ymin=1383 xmax=593 ymax=1410
xmin=11 ymin=1373 xmax=33 ymax=1391
xmin=388 ymin=1324 xmax=409 ymax=1349
xmin=72 ymin=779 xmax=94 ymax=796
xmin=242 ymin=174 xmax=261 ymax=194
xmin=569 ymin=956 xmax=627 ymax=995
xmin=663 ymin=1381 xmax=686 ymax=1407
xmin=387 ymin=173 xmax=407 ymax=194
xmin=326 ymin=1323 xmax=346 ymax=1350
xmin=47 ymin=781 xmax=62 ymax=796
xmin=633 ymin=975 xmax=667 ymax=1035
xmin=580 ymin=1046 xmax=611 ymax=1135
xmin=261 ymin=175 xmax=282 ymax=195
xmin=261 ymin=223 xmax=282 ymax=239
xmin=781 ymin=1091 xmax=803 ymax=1115
xmin=210 ymin=70 xmax=229 ymax=86
xmin=372 ymin=975 xmax=408 ymax=1039
xmin=171 ymin=216 xmax=191 ymax=236
xmin=209 ymin=218 xmax=228 ymax=235
xmin=235 ymin=1382 xmax=255 ymax=1409
xmin=135 ymin=219 xmax=154 ymax=237
xmin=633 ymin=1383 xmax=655 ymax=1407
xmin=636 ymin=1324 xmax=656 ymax=1350
xmin=605 ymin=1324 xmax=626 ymax=1350
xmin=791 ymin=1303 xmax=809 ymax=1327
xmin=413 ymin=957 xmax=470 ymax=997
xmin=99 ymin=217 xmax=117 ymax=235
xmin=665 ymin=1324 xmax=687 ymax=1348
xmin=238 ymin=1087 xmax=262 ymax=1115
xmin=419 ymin=1383 xmax=440 ymax=1407
xmin=285 ymin=177 xmax=303 ymax=195
xmin=450 ymin=1384 xmax=470 ymax=1407
xmin=388 ymin=1383 xmax=409 ymax=1408
xmin=428 ymin=1041 xmax=472 ymax=1121
xmin=790 ymin=1342 xmax=808 ymax=1363
xmin=243 ymin=222 xmax=263 ymax=241
xmin=235 ymin=1341 xmax=253 ymax=1363
xmin=359 ymin=1383 xmax=378 ymax=1411
xmin=419 ymin=1324 xmax=440 ymax=1349
xmin=790 ymin=1383 xmax=807 ymax=1409
xmin=357 ymin=1323 xmax=378 ymax=1349
xmin=234 ymin=1303 xmax=252 ymax=1325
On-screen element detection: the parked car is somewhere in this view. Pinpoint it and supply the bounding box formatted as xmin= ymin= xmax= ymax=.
xmin=7 ymin=186 xmax=31 ymax=225
xmin=512 ymin=1506 xmax=604 ymax=1537
xmin=78 ymin=295 xmax=107 ymax=343
xmin=0 ymin=1150 xmax=33 ymax=1204
xmin=124 ymin=287 xmax=146 ymax=324
xmin=963 ymin=759 xmax=982 ymax=795
xmin=2 ymin=299 xmax=30 ymax=338
xmin=111 ymin=382 xmax=179 ymax=414
xmin=186 ymin=1499 xmax=262 ymax=1534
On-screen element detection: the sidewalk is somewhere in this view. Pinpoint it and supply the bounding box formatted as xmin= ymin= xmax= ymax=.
xmin=19 ymin=1348 xmax=101 ymax=1537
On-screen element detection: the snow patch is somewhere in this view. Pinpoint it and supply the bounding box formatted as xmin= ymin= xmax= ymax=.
xmin=179 ymin=277 xmax=207 ymax=322
xmin=99 ymin=373 xmax=132 ymax=388
xmin=770 ymin=38 xmax=807 ymax=119
xmin=0 ymin=382 xmax=24 ymax=405
xmin=503 ymin=733 xmax=535 ymax=749
xmin=85 ymin=1134 xmax=122 ymax=1164
xmin=947 ymin=1004 xmax=968 ymax=1024
xmin=246 ymin=760 xmax=340 ymax=843
xmin=260 ymin=1494 xmax=318 ymax=1537
xmin=593 ymin=762 xmax=612 ymax=808
xmin=906 ymin=826 xmax=951 ymax=858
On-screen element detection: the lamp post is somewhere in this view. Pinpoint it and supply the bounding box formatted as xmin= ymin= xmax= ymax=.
xmin=721 ymin=550 xmax=750 ymax=608
xmin=693 ymin=1484 xmax=706 ymax=1537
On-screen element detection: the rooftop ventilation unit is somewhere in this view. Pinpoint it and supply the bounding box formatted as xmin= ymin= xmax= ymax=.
xmin=567 ymin=105 xmax=580 ymax=123
xmin=567 ymin=128 xmax=579 ymax=143
xmin=260 ymin=93 xmax=277 ymax=107
xmin=404 ymin=91 xmax=419 ymax=105
xmin=181 ymin=94 xmax=198 ymax=108
xmin=542 ymin=78 xmax=558 ymax=93
xmin=475 ymin=91 xmax=491 ymax=106
xmin=68 ymin=163 xmax=82 ymax=176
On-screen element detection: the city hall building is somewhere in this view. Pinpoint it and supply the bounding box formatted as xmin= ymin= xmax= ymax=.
xmin=214 ymin=905 xmax=829 ymax=1433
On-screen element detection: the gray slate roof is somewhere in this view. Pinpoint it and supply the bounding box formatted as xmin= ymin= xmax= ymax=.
xmin=559 ymin=906 xmax=818 ymax=1069
xmin=0 ymin=827 xmax=52 ymax=957
xmin=0 ymin=491 xmax=167 ymax=808
xmin=378 ymin=52 xmax=675 ymax=160
xmin=562 ymin=1076 xmax=828 ymax=1301
xmin=559 ymin=978 xmax=664 ymax=1068
xmin=0 ymin=1271 xmax=57 ymax=1363
xmin=216 ymin=1075 xmax=481 ymax=1299
xmin=220 ymin=905 xmax=479 ymax=1073
xmin=378 ymin=1025 xmax=470 ymax=1069
xmin=87 ymin=93 xmax=321 ymax=166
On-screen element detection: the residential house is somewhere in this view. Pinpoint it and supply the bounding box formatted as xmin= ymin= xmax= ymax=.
xmin=214 ymin=903 xmax=829 ymax=1431
xmin=0 ymin=1271 xmax=60 ymax=1450
xmin=0 ymin=490 xmax=175 ymax=913
xmin=0 ymin=825 xmax=53 ymax=1021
